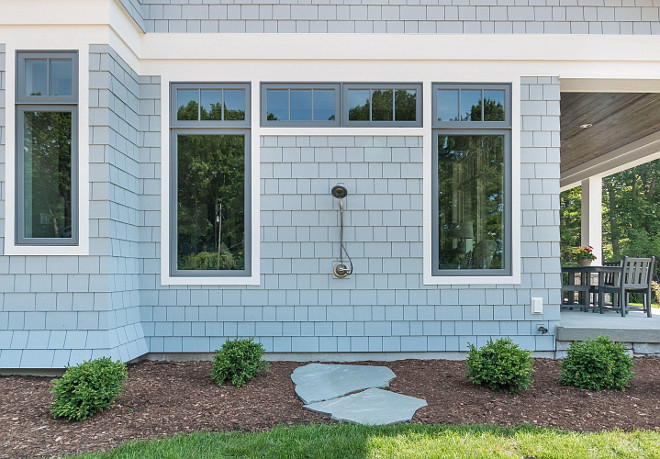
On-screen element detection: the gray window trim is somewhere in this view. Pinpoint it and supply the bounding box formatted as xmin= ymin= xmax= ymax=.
xmin=342 ymin=83 xmax=423 ymax=127
xmin=16 ymin=51 xmax=78 ymax=105
xmin=431 ymin=82 xmax=512 ymax=277
xmin=16 ymin=105 xmax=79 ymax=246
xmin=169 ymin=129 xmax=251 ymax=278
xmin=261 ymin=83 xmax=341 ymax=127
xmin=170 ymin=82 xmax=251 ymax=129
xmin=16 ymin=50 xmax=79 ymax=246
xmin=169 ymin=83 xmax=252 ymax=278
xmin=432 ymin=83 xmax=511 ymax=129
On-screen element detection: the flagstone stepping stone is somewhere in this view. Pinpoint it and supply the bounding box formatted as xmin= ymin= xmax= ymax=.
xmin=291 ymin=363 xmax=395 ymax=404
xmin=304 ymin=387 xmax=428 ymax=425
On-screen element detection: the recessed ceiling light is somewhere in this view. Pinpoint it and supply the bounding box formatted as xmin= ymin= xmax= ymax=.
xmin=580 ymin=123 xmax=593 ymax=129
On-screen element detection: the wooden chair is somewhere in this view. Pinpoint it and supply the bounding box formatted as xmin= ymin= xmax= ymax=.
xmin=597 ymin=256 xmax=656 ymax=317
xmin=589 ymin=261 xmax=621 ymax=312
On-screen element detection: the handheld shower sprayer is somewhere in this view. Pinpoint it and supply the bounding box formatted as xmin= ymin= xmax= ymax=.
xmin=331 ymin=185 xmax=353 ymax=278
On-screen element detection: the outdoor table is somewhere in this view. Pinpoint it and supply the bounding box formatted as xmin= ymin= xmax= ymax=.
xmin=561 ymin=265 xmax=623 ymax=313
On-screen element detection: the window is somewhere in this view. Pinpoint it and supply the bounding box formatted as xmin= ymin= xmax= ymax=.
xmin=260 ymin=83 xmax=422 ymax=127
xmin=170 ymin=83 xmax=251 ymax=277
xmin=432 ymin=84 xmax=511 ymax=276
xmin=261 ymin=83 xmax=340 ymax=126
xmin=343 ymin=84 xmax=422 ymax=127
xmin=16 ymin=51 xmax=78 ymax=245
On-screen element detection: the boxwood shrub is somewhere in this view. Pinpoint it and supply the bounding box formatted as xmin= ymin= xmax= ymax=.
xmin=51 ymin=357 xmax=127 ymax=421
xmin=211 ymin=338 xmax=270 ymax=387
xmin=560 ymin=336 xmax=634 ymax=391
xmin=466 ymin=338 xmax=534 ymax=394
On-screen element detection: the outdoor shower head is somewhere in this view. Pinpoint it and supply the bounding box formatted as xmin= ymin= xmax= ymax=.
xmin=331 ymin=185 xmax=348 ymax=199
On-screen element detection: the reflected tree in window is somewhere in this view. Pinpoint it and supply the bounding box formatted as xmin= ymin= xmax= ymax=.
xmin=23 ymin=111 xmax=72 ymax=238
xmin=437 ymin=135 xmax=505 ymax=270
xmin=177 ymin=135 xmax=245 ymax=271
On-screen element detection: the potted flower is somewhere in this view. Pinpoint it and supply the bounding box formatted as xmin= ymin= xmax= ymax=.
xmin=573 ymin=246 xmax=597 ymax=267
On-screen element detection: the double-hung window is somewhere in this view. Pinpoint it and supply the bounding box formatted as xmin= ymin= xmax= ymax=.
xmin=170 ymin=83 xmax=251 ymax=277
xmin=16 ymin=51 xmax=78 ymax=245
xmin=432 ymin=84 xmax=511 ymax=275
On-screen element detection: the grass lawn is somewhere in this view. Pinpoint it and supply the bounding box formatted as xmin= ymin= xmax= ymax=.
xmin=75 ymin=423 xmax=660 ymax=458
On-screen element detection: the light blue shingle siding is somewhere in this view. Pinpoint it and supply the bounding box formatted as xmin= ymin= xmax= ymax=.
xmin=140 ymin=1 xmax=660 ymax=35
xmin=0 ymin=35 xmax=561 ymax=366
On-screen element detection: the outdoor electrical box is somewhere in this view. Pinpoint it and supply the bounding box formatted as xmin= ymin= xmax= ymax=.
xmin=531 ymin=297 xmax=543 ymax=314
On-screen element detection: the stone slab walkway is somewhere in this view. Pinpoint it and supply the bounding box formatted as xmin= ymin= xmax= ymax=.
xmin=291 ymin=363 xmax=395 ymax=404
xmin=305 ymin=387 xmax=428 ymax=425
xmin=291 ymin=363 xmax=427 ymax=425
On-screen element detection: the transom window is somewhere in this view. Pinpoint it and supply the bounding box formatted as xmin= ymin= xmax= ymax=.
xmin=170 ymin=83 xmax=251 ymax=277
xmin=343 ymin=84 xmax=421 ymax=126
xmin=16 ymin=51 xmax=78 ymax=245
xmin=432 ymin=83 xmax=511 ymax=276
xmin=261 ymin=83 xmax=422 ymax=127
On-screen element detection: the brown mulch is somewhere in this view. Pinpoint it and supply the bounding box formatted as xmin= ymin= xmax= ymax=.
xmin=1 ymin=357 xmax=660 ymax=458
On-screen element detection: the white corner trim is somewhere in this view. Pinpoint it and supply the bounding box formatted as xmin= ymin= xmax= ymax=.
xmin=422 ymin=79 xmax=521 ymax=286
xmin=3 ymin=44 xmax=90 ymax=256
xmin=159 ymin=77 xmax=261 ymax=286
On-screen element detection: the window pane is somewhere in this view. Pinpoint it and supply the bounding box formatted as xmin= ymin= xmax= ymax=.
xmin=437 ymin=89 xmax=459 ymax=121
xmin=200 ymin=90 xmax=222 ymax=120
xmin=484 ymin=90 xmax=505 ymax=121
xmin=461 ymin=90 xmax=482 ymax=121
xmin=437 ymin=135 xmax=505 ymax=270
xmin=25 ymin=59 xmax=47 ymax=96
xmin=348 ymin=89 xmax=370 ymax=121
xmin=266 ymin=89 xmax=288 ymax=121
xmin=372 ymin=89 xmax=393 ymax=121
xmin=223 ymin=89 xmax=246 ymax=121
xmin=313 ymin=89 xmax=335 ymax=121
xmin=23 ymin=111 xmax=72 ymax=239
xmin=177 ymin=135 xmax=245 ymax=271
xmin=290 ymin=89 xmax=312 ymax=121
xmin=49 ymin=59 xmax=72 ymax=96
xmin=395 ymin=89 xmax=416 ymax=121
xmin=177 ymin=89 xmax=199 ymax=120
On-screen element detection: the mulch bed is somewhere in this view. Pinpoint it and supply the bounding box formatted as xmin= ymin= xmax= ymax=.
xmin=1 ymin=357 xmax=660 ymax=458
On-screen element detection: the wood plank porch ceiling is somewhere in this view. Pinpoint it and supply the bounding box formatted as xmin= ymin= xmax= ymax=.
xmin=560 ymin=92 xmax=660 ymax=175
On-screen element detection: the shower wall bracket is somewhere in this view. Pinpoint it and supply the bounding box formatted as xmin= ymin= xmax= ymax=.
xmin=331 ymin=185 xmax=353 ymax=279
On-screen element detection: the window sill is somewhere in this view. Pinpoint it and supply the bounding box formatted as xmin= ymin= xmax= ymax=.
xmin=423 ymin=273 xmax=520 ymax=286
xmin=160 ymin=274 xmax=260 ymax=286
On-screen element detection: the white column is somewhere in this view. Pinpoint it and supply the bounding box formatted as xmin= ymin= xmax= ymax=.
xmin=580 ymin=177 xmax=603 ymax=264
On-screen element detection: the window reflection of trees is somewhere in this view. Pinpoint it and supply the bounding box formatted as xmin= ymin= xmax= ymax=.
xmin=177 ymin=135 xmax=245 ymax=271
xmin=437 ymin=135 xmax=504 ymax=270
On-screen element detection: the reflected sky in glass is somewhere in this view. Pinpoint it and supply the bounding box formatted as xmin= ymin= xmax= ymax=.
xmin=484 ymin=90 xmax=505 ymax=121
xmin=437 ymin=89 xmax=458 ymax=121
xmin=461 ymin=90 xmax=482 ymax=121
xmin=49 ymin=60 xmax=72 ymax=96
xmin=177 ymin=89 xmax=198 ymax=120
xmin=267 ymin=90 xmax=288 ymax=121
xmin=290 ymin=89 xmax=312 ymax=121
xmin=313 ymin=89 xmax=335 ymax=121
xmin=25 ymin=59 xmax=47 ymax=96
xmin=200 ymin=89 xmax=222 ymax=120
xmin=223 ymin=89 xmax=245 ymax=120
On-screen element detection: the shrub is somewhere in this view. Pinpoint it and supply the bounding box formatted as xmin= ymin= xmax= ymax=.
xmin=466 ymin=338 xmax=534 ymax=394
xmin=211 ymin=338 xmax=269 ymax=387
xmin=51 ymin=357 xmax=127 ymax=421
xmin=560 ymin=336 xmax=634 ymax=391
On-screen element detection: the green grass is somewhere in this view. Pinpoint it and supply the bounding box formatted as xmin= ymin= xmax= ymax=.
xmin=75 ymin=423 xmax=660 ymax=459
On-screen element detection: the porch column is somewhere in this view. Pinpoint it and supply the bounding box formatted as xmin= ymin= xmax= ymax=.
xmin=580 ymin=177 xmax=602 ymax=264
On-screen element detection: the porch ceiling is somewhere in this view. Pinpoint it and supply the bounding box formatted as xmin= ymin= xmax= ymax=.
xmin=560 ymin=92 xmax=660 ymax=177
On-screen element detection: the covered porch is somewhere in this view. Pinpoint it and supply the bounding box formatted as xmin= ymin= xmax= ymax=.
xmin=557 ymin=78 xmax=660 ymax=351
